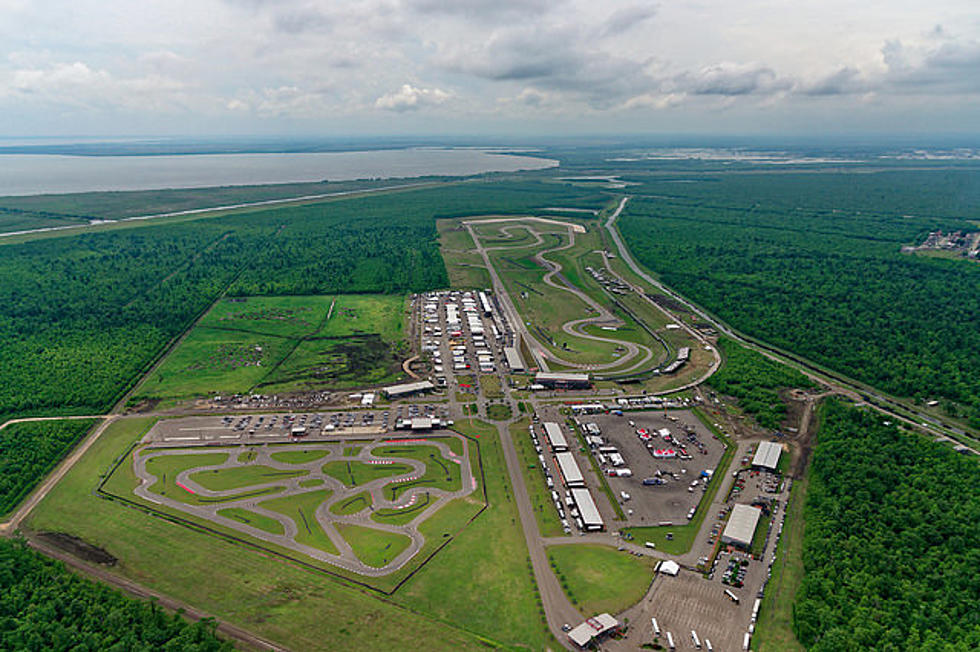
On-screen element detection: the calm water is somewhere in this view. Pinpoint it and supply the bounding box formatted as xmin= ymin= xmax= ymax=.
xmin=0 ymin=148 xmax=557 ymax=196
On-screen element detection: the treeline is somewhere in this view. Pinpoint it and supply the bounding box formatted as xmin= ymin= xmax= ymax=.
xmin=0 ymin=420 xmax=96 ymax=516
xmin=0 ymin=179 xmax=610 ymax=420
xmin=793 ymin=399 xmax=980 ymax=650
xmin=0 ymin=538 xmax=230 ymax=650
xmin=619 ymin=170 xmax=980 ymax=427
xmin=708 ymin=338 xmax=814 ymax=429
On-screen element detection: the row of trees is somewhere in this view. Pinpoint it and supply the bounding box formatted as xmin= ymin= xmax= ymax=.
xmin=794 ymin=400 xmax=980 ymax=650
xmin=0 ymin=420 xmax=96 ymax=516
xmin=619 ymin=171 xmax=980 ymax=427
xmin=0 ymin=538 xmax=231 ymax=650
xmin=707 ymin=338 xmax=814 ymax=429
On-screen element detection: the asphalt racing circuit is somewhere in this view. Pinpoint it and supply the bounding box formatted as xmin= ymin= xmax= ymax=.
xmin=126 ymin=425 xmax=477 ymax=577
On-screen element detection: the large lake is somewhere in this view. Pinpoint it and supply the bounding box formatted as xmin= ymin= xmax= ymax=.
xmin=0 ymin=148 xmax=557 ymax=196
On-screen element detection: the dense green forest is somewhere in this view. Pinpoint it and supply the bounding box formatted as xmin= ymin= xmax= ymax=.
xmin=0 ymin=180 xmax=608 ymax=420
xmin=708 ymin=338 xmax=814 ymax=429
xmin=794 ymin=399 xmax=980 ymax=650
xmin=0 ymin=538 xmax=230 ymax=650
xmin=619 ymin=170 xmax=980 ymax=427
xmin=0 ymin=420 xmax=96 ymax=517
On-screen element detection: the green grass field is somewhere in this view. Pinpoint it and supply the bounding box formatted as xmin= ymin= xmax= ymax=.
xmin=135 ymin=327 xmax=296 ymax=399
xmin=330 ymin=491 xmax=372 ymax=516
xmin=437 ymin=220 xmax=491 ymax=288
xmin=258 ymin=489 xmax=338 ymax=555
xmin=217 ymin=507 xmax=286 ymax=535
xmin=396 ymin=418 xmax=556 ymax=650
xmin=190 ymin=465 xmax=308 ymax=491
xmin=486 ymin=403 xmax=513 ymax=421
xmin=510 ymin=419 xmax=564 ymax=538
xmin=134 ymin=294 xmax=410 ymax=400
xmin=26 ymin=417 xmax=491 ymax=651
xmin=548 ymin=544 xmax=655 ymax=616
xmin=371 ymin=492 xmax=440 ymax=526
xmin=337 ymin=523 xmax=412 ymax=568
xmin=372 ymin=445 xmax=461 ymax=500
xmin=200 ymin=295 xmax=335 ymax=338
xmin=270 ymin=448 xmax=331 ymax=465
xmin=754 ymin=474 xmax=808 ymax=652
xmin=322 ymin=460 xmax=414 ymax=487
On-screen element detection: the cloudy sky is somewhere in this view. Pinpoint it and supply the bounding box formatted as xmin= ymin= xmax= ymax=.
xmin=1 ymin=0 xmax=979 ymax=137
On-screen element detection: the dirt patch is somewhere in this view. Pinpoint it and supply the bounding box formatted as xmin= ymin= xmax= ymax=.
xmin=37 ymin=532 xmax=117 ymax=566
xmin=646 ymin=292 xmax=690 ymax=313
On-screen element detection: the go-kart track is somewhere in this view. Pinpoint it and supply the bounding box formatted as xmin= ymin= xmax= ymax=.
xmin=124 ymin=420 xmax=478 ymax=577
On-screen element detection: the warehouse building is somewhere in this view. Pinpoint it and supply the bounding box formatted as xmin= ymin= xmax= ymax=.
xmin=503 ymin=346 xmax=525 ymax=372
xmin=722 ymin=504 xmax=763 ymax=549
xmin=570 ymin=487 xmax=604 ymax=531
xmin=382 ymin=380 xmax=435 ymax=399
xmin=752 ymin=441 xmax=783 ymax=471
xmin=555 ymin=451 xmax=585 ymax=487
xmin=534 ymin=372 xmax=591 ymax=389
xmin=543 ymin=422 xmax=568 ymax=452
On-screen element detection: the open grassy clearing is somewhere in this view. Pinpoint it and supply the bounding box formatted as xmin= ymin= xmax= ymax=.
xmin=396 ymin=418 xmax=557 ymax=650
xmin=26 ymin=417 xmax=489 ymax=651
xmin=134 ymin=293 xmax=410 ymax=401
xmin=510 ymin=419 xmax=564 ymax=538
xmin=134 ymin=327 xmax=296 ymax=399
xmin=753 ymin=473 xmax=808 ymax=652
xmin=200 ymin=295 xmax=335 ymax=339
xmin=216 ymin=507 xmax=286 ymax=535
xmin=337 ymin=523 xmax=412 ymax=568
xmin=330 ymin=491 xmax=372 ymax=516
xmin=258 ymin=489 xmax=338 ymax=555
xmin=190 ymin=465 xmax=308 ymax=492
xmin=437 ymin=220 xmax=491 ymax=289
xmin=322 ymin=459 xmax=414 ymax=487
xmin=548 ymin=544 xmax=655 ymax=616
xmin=370 ymin=492 xmax=437 ymax=525
xmin=270 ymin=448 xmax=330 ymax=465
xmin=373 ymin=445 xmax=461 ymax=500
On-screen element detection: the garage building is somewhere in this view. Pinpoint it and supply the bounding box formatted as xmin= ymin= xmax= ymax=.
xmin=383 ymin=380 xmax=435 ymax=399
xmin=722 ymin=504 xmax=763 ymax=548
xmin=570 ymin=487 xmax=604 ymax=531
xmin=543 ymin=422 xmax=568 ymax=452
xmin=503 ymin=346 xmax=525 ymax=372
xmin=752 ymin=441 xmax=783 ymax=471
xmin=555 ymin=451 xmax=585 ymax=487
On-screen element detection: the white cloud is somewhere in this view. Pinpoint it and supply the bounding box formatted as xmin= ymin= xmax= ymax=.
xmin=374 ymin=84 xmax=450 ymax=111
xmin=0 ymin=0 xmax=977 ymax=134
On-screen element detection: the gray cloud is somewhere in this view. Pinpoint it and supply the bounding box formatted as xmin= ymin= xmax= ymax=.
xmin=597 ymin=4 xmax=657 ymax=38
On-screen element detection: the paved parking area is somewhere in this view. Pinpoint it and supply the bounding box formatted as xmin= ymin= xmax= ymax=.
xmin=144 ymin=408 xmax=448 ymax=446
xmin=576 ymin=410 xmax=726 ymax=526
xmin=617 ymin=569 xmax=756 ymax=651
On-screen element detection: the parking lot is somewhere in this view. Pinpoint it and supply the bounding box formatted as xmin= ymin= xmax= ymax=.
xmin=417 ymin=289 xmax=517 ymax=389
xmin=144 ymin=404 xmax=450 ymax=446
xmin=622 ymin=568 xmax=759 ymax=651
xmin=574 ymin=410 xmax=726 ymax=527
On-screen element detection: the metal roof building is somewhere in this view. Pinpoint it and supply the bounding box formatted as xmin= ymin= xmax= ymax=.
xmin=382 ymin=380 xmax=435 ymax=398
xmin=722 ymin=504 xmax=763 ymax=548
xmin=752 ymin=441 xmax=783 ymax=471
xmin=570 ymin=487 xmax=604 ymax=531
xmin=568 ymin=613 xmax=618 ymax=648
xmin=534 ymin=371 xmax=591 ymax=389
xmin=503 ymin=346 xmax=525 ymax=372
xmin=555 ymin=451 xmax=585 ymax=487
xmin=543 ymin=422 xmax=568 ymax=452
